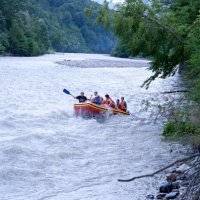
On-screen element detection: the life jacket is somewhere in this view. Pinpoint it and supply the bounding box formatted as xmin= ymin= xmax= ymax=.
xmin=119 ymin=102 xmax=126 ymax=111
xmin=115 ymin=103 xmax=120 ymax=109
xmin=109 ymin=98 xmax=115 ymax=108
xmin=92 ymin=96 xmax=102 ymax=105
xmin=102 ymin=98 xmax=115 ymax=108
xmin=102 ymin=99 xmax=108 ymax=104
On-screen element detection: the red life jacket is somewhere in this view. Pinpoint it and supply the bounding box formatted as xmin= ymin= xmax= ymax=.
xmin=119 ymin=102 xmax=126 ymax=111
xmin=102 ymin=98 xmax=115 ymax=108
xmin=109 ymin=98 xmax=115 ymax=108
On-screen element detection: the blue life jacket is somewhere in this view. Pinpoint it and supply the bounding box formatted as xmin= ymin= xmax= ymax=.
xmin=93 ymin=96 xmax=102 ymax=105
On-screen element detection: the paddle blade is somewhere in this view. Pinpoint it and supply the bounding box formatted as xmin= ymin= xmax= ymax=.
xmin=63 ymin=89 xmax=71 ymax=95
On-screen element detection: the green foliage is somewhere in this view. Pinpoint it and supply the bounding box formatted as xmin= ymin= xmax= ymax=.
xmin=163 ymin=121 xmax=199 ymax=138
xmin=162 ymin=103 xmax=200 ymax=144
xmin=185 ymin=13 xmax=200 ymax=103
xmin=29 ymin=0 xmax=115 ymax=53
xmin=9 ymin=20 xmax=29 ymax=56
xmin=0 ymin=42 xmax=5 ymax=54
xmin=111 ymin=41 xmax=130 ymax=58
xmin=163 ymin=119 xmax=200 ymax=146
xmin=0 ymin=0 xmax=115 ymax=56
xmin=99 ymin=0 xmax=200 ymax=104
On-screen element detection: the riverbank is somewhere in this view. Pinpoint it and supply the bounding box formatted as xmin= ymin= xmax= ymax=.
xmin=154 ymin=154 xmax=200 ymax=200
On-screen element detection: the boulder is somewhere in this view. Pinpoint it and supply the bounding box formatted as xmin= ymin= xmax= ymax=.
xmin=172 ymin=189 xmax=179 ymax=193
xmin=156 ymin=193 xmax=166 ymax=199
xmin=176 ymin=164 xmax=190 ymax=173
xmin=180 ymin=180 xmax=190 ymax=187
xmin=172 ymin=181 xmax=181 ymax=189
xmin=146 ymin=194 xmax=154 ymax=199
xmin=176 ymin=174 xmax=186 ymax=180
xmin=166 ymin=173 xmax=176 ymax=182
xmin=159 ymin=183 xmax=173 ymax=193
xmin=165 ymin=191 xmax=179 ymax=199
xmin=184 ymin=168 xmax=197 ymax=177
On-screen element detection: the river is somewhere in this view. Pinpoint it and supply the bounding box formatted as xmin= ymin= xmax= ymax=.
xmin=0 ymin=53 xmax=188 ymax=200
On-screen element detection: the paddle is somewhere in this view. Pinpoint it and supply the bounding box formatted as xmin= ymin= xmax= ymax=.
xmin=128 ymin=111 xmax=134 ymax=116
xmin=63 ymin=89 xmax=75 ymax=98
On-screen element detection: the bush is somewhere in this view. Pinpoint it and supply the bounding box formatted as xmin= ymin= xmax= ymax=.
xmin=163 ymin=120 xmax=200 ymax=144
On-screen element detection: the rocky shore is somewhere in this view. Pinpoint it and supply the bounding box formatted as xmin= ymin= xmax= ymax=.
xmin=146 ymin=155 xmax=200 ymax=200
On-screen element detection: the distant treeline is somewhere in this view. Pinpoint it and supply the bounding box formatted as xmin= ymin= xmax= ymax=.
xmin=0 ymin=0 xmax=115 ymax=56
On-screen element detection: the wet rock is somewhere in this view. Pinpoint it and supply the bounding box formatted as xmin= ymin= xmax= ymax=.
xmin=192 ymin=189 xmax=200 ymax=200
xmin=176 ymin=174 xmax=186 ymax=180
xmin=179 ymin=187 xmax=187 ymax=197
xmin=172 ymin=181 xmax=181 ymax=189
xmin=180 ymin=180 xmax=190 ymax=187
xmin=172 ymin=189 xmax=179 ymax=193
xmin=192 ymin=194 xmax=200 ymax=200
xmin=184 ymin=168 xmax=196 ymax=177
xmin=159 ymin=182 xmax=173 ymax=193
xmin=146 ymin=194 xmax=154 ymax=199
xmin=171 ymin=168 xmax=177 ymax=173
xmin=176 ymin=164 xmax=190 ymax=173
xmin=166 ymin=173 xmax=176 ymax=182
xmin=156 ymin=193 xmax=166 ymax=199
xmin=165 ymin=191 xmax=179 ymax=199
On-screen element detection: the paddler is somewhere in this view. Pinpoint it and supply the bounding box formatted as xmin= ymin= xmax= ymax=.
xmin=102 ymin=94 xmax=115 ymax=108
xmin=75 ymin=92 xmax=87 ymax=103
xmin=119 ymin=97 xmax=127 ymax=111
xmin=91 ymin=91 xmax=102 ymax=105
xmin=115 ymin=99 xmax=120 ymax=109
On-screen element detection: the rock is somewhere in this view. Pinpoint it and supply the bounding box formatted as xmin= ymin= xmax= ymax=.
xmin=171 ymin=169 xmax=177 ymax=173
xmin=172 ymin=180 xmax=181 ymax=189
xmin=172 ymin=189 xmax=179 ymax=193
xmin=159 ymin=183 xmax=173 ymax=193
xmin=156 ymin=193 xmax=166 ymax=199
xmin=146 ymin=194 xmax=154 ymax=199
xmin=165 ymin=191 xmax=179 ymax=199
xmin=166 ymin=173 xmax=176 ymax=182
xmin=192 ymin=194 xmax=200 ymax=200
xmin=184 ymin=168 xmax=197 ymax=177
xmin=176 ymin=174 xmax=186 ymax=180
xmin=176 ymin=164 xmax=190 ymax=173
xmin=180 ymin=180 xmax=190 ymax=187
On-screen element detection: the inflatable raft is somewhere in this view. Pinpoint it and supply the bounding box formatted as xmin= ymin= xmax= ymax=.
xmin=74 ymin=102 xmax=130 ymax=117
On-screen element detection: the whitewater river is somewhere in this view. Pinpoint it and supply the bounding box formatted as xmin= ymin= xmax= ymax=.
xmin=0 ymin=53 xmax=188 ymax=200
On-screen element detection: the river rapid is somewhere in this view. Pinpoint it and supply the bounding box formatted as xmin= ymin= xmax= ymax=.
xmin=0 ymin=53 xmax=188 ymax=200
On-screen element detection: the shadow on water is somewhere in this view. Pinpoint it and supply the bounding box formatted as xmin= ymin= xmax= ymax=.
xmin=73 ymin=113 xmax=110 ymax=123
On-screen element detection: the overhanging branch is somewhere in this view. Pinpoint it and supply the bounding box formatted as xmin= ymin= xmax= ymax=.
xmin=142 ymin=13 xmax=184 ymax=44
xmin=118 ymin=154 xmax=200 ymax=182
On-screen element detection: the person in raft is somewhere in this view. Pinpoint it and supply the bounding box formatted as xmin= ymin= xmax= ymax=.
xmin=91 ymin=91 xmax=102 ymax=105
xmin=119 ymin=97 xmax=127 ymax=111
xmin=75 ymin=92 xmax=87 ymax=103
xmin=102 ymin=94 xmax=115 ymax=108
xmin=115 ymin=99 xmax=120 ymax=109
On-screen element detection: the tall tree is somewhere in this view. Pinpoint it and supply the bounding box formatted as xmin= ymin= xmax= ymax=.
xmin=98 ymin=0 xmax=200 ymax=93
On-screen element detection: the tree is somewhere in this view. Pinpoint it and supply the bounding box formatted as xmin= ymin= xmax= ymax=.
xmin=98 ymin=0 xmax=200 ymax=94
xmin=0 ymin=0 xmax=115 ymax=55
xmin=9 ymin=20 xmax=29 ymax=56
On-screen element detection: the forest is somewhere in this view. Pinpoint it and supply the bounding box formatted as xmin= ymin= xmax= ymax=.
xmin=0 ymin=0 xmax=115 ymax=56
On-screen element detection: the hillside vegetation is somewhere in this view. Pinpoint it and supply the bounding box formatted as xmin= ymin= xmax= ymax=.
xmin=0 ymin=0 xmax=115 ymax=56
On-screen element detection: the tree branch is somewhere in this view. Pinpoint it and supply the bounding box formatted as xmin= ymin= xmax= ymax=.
xmin=118 ymin=154 xmax=200 ymax=182
xmin=161 ymin=90 xmax=189 ymax=94
xmin=142 ymin=13 xmax=184 ymax=44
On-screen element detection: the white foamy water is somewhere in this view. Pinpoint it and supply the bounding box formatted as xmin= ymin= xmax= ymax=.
xmin=0 ymin=53 xmax=188 ymax=200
